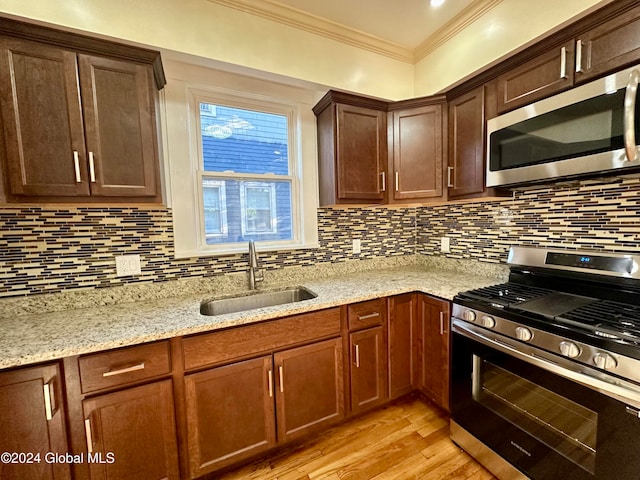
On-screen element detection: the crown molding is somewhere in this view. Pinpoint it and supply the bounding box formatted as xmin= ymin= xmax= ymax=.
xmin=414 ymin=0 xmax=503 ymax=62
xmin=207 ymin=0 xmax=414 ymax=63
xmin=208 ymin=0 xmax=502 ymax=65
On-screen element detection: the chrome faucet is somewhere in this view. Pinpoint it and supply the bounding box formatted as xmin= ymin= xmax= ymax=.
xmin=248 ymin=240 xmax=264 ymax=290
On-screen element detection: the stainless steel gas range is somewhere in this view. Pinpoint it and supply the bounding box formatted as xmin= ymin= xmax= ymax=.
xmin=450 ymin=246 xmax=640 ymax=480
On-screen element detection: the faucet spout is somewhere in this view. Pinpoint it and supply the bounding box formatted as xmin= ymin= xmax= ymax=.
xmin=248 ymin=240 xmax=264 ymax=290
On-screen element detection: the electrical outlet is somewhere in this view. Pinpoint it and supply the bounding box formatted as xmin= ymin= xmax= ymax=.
xmin=352 ymin=239 xmax=362 ymax=254
xmin=440 ymin=237 xmax=451 ymax=253
xmin=115 ymin=254 xmax=142 ymax=276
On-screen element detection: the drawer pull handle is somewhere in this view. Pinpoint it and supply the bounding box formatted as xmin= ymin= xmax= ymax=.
xmin=560 ymin=46 xmax=567 ymax=79
xmin=355 ymin=344 xmax=360 ymax=368
xmin=102 ymin=362 xmax=145 ymax=377
xmin=73 ymin=151 xmax=82 ymax=183
xmin=357 ymin=312 xmax=380 ymax=321
xmin=576 ymin=40 xmax=584 ymax=73
xmin=268 ymin=369 xmax=274 ymax=398
xmin=88 ymin=151 xmax=96 ymax=183
xmin=43 ymin=381 xmax=55 ymax=420
xmin=84 ymin=418 xmax=94 ymax=454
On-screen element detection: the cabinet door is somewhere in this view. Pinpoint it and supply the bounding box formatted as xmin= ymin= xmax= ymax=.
xmin=78 ymin=55 xmax=158 ymax=197
xmin=350 ymin=326 xmax=388 ymax=414
xmin=576 ymin=4 xmax=640 ymax=84
xmin=388 ymin=294 xmax=418 ymax=399
xmin=417 ymin=295 xmax=451 ymax=411
xmin=497 ymin=40 xmax=574 ymax=113
xmin=336 ymin=104 xmax=387 ymax=202
xmin=447 ymin=86 xmax=485 ymax=199
xmin=0 ymin=37 xmax=89 ymax=197
xmin=0 ymin=363 xmax=70 ymax=480
xmin=184 ymin=356 xmax=276 ymax=478
xmin=274 ymin=338 xmax=344 ymax=443
xmin=82 ymin=380 xmax=179 ymax=480
xmin=391 ymin=105 xmax=443 ymax=201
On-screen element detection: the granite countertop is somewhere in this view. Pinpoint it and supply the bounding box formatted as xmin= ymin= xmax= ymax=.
xmin=0 ymin=263 xmax=505 ymax=370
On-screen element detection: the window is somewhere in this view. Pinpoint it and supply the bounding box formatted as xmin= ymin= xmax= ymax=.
xmin=162 ymin=65 xmax=319 ymax=258
xmin=197 ymin=102 xmax=295 ymax=246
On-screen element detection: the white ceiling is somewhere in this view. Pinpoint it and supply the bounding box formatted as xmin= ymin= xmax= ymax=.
xmin=272 ymin=0 xmax=476 ymax=48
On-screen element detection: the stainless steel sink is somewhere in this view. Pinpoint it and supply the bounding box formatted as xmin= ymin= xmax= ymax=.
xmin=200 ymin=287 xmax=317 ymax=316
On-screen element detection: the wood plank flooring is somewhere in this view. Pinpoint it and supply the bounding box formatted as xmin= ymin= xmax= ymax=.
xmin=218 ymin=396 xmax=497 ymax=480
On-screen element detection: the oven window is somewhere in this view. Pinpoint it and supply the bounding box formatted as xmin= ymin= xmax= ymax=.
xmin=472 ymin=356 xmax=597 ymax=474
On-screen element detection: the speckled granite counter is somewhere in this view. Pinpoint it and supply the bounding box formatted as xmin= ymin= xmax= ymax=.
xmin=0 ymin=258 xmax=508 ymax=370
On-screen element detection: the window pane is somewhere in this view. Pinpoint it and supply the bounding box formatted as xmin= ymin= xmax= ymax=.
xmin=202 ymin=177 xmax=293 ymax=245
xmin=200 ymin=103 xmax=289 ymax=175
xmin=202 ymin=180 xmax=226 ymax=238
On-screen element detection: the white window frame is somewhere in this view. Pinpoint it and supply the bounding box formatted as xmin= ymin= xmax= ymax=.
xmin=161 ymin=60 xmax=319 ymax=258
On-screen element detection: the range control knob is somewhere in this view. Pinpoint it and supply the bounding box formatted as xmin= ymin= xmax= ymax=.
xmin=515 ymin=326 xmax=533 ymax=342
xmin=559 ymin=341 xmax=581 ymax=358
xmin=463 ymin=310 xmax=477 ymax=322
xmin=593 ymin=353 xmax=618 ymax=370
xmin=481 ymin=315 xmax=496 ymax=329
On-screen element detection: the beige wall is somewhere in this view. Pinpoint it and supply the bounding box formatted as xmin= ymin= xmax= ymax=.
xmin=0 ymin=0 xmax=413 ymax=99
xmin=414 ymin=0 xmax=611 ymax=96
xmin=0 ymin=0 xmax=613 ymax=99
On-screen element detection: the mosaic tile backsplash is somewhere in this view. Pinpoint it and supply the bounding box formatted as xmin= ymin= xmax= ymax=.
xmin=2 ymin=175 xmax=640 ymax=298
xmin=0 ymin=206 xmax=416 ymax=297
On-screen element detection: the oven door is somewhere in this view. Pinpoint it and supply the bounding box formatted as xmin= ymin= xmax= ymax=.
xmin=451 ymin=321 xmax=640 ymax=480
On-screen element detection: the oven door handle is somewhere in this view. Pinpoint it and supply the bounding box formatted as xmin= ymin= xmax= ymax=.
xmin=453 ymin=319 xmax=640 ymax=410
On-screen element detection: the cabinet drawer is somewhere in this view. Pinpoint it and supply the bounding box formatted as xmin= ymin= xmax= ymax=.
xmin=348 ymin=299 xmax=386 ymax=331
xmin=79 ymin=341 xmax=171 ymax=393
xmin=182 ymin=308 xmax=341 ymax=371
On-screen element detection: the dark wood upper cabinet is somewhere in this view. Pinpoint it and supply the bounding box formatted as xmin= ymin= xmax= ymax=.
xmin=0 ymin=37 xmax=89 ymax=198
xmin=575 ymin=2 xmax=640 ymax=84
xmin=497 ymin=40 xmax=575 ymax=113
xmin=78 ymin=55 xmax=158 ymax=197
xmin=314 ymin=92 xmax=388 ymax=205
xmin=314 ymin=91 xmax=447 ymax=206
xmin=496 ymin=1 xmax=640 ymax=114
xmin=0 ymin=363 xmax=70 ymax=480
xmin=447 ymin=86 xmax=486 ymax=199
xmin=389 ymin=101 xmax=445 ymax=202
xmin=0 ymin=17 xmax=164 ymax=203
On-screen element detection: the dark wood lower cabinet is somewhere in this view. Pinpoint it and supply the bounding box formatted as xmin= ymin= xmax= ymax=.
xmin=388 ymin=293 xmax=418 ymax=399
xmin=417 ymin=295 xmax=451 ymax=411
xmin=184 ymin=356 xmax=276 ymax=478
xmin=82 ymin=380 xmax=180 ymax=480
xmin=349 ymin=326 xmax=388 ymax=414
xmin=0 ymin=363 xmax=70 ymax=480
xmin=274 ymin=338 xmax=345 ymax=443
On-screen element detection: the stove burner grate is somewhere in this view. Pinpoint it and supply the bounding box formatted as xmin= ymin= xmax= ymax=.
xmin=459 ymin=283 xmax=552 ymax=306
xmin=558 ymin=300 xmax=640 ymax=342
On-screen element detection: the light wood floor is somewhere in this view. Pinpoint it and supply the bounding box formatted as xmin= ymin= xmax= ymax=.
xmin=218 ymin=396 xmax=497 ymax=480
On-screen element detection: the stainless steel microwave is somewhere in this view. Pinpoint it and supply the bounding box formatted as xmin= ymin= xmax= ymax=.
xmin=486 ymin=64 xmax=640 ymax=187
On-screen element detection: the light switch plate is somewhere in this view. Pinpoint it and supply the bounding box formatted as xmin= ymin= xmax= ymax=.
xmin=352 ymin=239 xmax=362 ymax=254
xmin=115 ymin=254 xmax=142 ymax=276
xmin=440 ymin=237 xmax=451 ymax=253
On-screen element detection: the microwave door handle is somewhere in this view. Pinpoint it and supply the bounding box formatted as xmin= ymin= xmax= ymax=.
xmin=624 ymin=68 xmax=639 ymax=163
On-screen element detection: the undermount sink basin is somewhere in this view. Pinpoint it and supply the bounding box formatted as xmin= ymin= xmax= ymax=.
xmin=200 ymin=287 xmax=317 ymax=316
